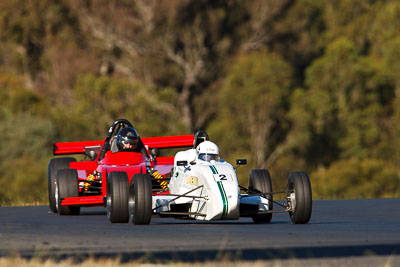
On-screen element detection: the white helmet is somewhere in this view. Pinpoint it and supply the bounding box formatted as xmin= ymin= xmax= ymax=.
xmin=196 ymin=141 xmax=220 ymax=162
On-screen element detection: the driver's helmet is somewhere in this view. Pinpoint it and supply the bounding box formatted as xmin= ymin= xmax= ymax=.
xmin=196 ymin=141 xmax=220 ymax=162
xmin=116 ymin=127 xmax=139 ymax=151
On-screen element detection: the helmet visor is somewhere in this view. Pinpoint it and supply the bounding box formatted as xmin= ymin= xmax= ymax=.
xmin=199 ymin=153 xmax=219 ymax=162
xmin=121 ymin=137 xmax=138 ymax=146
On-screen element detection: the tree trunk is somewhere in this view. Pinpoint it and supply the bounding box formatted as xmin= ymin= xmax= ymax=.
xmin=178 ymin=81 xmax=193 ymax=130
xmin=249 ymin=112 xmax=270 ymax=169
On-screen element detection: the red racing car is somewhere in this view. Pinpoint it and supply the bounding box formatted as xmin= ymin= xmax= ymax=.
xmin=47 ymin=119 xmax=195 ymax=224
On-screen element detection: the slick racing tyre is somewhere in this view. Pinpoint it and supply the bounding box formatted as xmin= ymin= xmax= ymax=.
xmin=47 ymin=157 xmax=76 ymax=213
xmin=56 ymin=168 xmax=80 ymax=215
xmin=287 ymin=172 xmax=312 ymax=224
xmin=129 ymin=174 xmax=152 ymax=225
xmin=106 ymin=172 xmax=129 ymax=223
xmin=249 ymin=169 xmax=273 ymax=223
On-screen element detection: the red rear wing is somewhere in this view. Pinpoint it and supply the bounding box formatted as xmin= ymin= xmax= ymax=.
xmin=53 ymin=134 xmax=195 ymax=155
xmin=53 ymin=140 xmax=104 ymax=155
xmin=142 ymin=135 xmax=194 ymax=149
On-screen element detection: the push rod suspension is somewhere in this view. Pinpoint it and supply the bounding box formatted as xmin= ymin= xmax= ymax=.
xmin=152 ymin=185 xmax=204 ymax=211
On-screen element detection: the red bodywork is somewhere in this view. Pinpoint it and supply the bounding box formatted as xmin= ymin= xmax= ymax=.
xmin=54 ymin=135 xmax=194 ymax=207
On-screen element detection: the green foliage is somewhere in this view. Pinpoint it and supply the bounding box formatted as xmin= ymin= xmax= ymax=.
xmin=0 ymin=115 xmax=54 ymax=205
xmin=312 ymin=158 xmax=400 ymax=199
xmin=0 ymin=71 xmax=47 ymax=115
xmin=215 ymin=50 xmax=292 ymax=169
xmin=0 ymin=156 xmax=50 ymax=205
xmin=369 ymin=2 xmax=400 ymax=56
xmin=297 ymin=38 xmax=385 ymax=164
xmin=51 ymin=74 xmax=187 ymax=141
xmin=0 ymin=0 xmax=82 ymax=77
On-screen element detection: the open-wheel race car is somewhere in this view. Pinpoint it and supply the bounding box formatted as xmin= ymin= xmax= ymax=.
xmin=47 ymin=119 xmax=195 ymax=223
xmin=149 ymin=131 xmax=312 ymax=224
xmin=48 ymin=120 xmax=312 ymax=225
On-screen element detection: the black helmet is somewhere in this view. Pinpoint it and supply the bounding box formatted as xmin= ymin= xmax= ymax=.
xmin=116 ymin=127 xmax=139 ymax=151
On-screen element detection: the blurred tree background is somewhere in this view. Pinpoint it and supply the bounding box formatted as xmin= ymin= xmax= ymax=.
xmin=0 ymin=0 xmax=399 ymax=204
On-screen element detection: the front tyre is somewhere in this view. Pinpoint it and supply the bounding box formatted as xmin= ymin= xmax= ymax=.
xmin=47 ymin=157 xmax=76 ymax=213
xmin=249 ymin=169 xmax=273 ymax=223
xmin=129 ymin=174 xmax=152 ymax=225
xmin=56 ymin=169 xmax=80 ymax=215
xmin=106 ymin=172 xmax=129 ymax=223
xmin=287 ymin=172 xmax=312 ymax=224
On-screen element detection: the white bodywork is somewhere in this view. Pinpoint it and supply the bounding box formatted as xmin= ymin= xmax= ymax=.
xmin=152 ymin=149 xmax=269 ymax=220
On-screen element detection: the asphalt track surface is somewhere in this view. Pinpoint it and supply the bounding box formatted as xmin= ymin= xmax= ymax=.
xmin=0 ymin=199 xmax=399 ymax=264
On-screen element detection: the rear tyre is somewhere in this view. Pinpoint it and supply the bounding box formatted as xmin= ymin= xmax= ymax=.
xmin=106 ymin=172 xmax=129 ymax=223
xmin=48 ymin=157 xmax=76 ymax=213
xmin=56 ymin=169 xmax=80 ymax=215
xmin=249 ymin=169 xmax=273 ymax=223
xmin=287 ymin=172 xmax=312 ymax=224
xmin=129 ymin=174 xmax=152 ymax=225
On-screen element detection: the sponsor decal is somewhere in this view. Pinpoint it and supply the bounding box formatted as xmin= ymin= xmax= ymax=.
xmin=186 ymin=176 xmax=198 ymax=186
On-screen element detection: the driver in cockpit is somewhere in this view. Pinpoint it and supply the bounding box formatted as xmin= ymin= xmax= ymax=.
xmin=110 ymin=126 xmax=147 ymax=156
xmin=196 ymin=141 xmax=220 ymax=162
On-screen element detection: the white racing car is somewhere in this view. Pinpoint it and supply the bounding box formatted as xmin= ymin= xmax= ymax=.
xmin=126 ymin=131 xmax=312 ymax=225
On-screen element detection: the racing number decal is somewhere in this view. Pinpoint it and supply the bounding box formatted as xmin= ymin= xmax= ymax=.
xmin=210 ymin=165 xmax=231 ymax=181
xmin=219 ymin=174 xmax=227 ymax=180
xmin=214 ymin=173 xmax=231 ymax=182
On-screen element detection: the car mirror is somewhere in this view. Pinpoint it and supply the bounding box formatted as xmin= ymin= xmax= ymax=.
xmin=84 ymin=145 xmax=101 ymax=161
xmin=236 ymin=159 xmax=247 ymax=165
xmin=150 ymin=148 xmax=160 ymax=158
xmin=177 ymin=160 xmax=188 ymax=166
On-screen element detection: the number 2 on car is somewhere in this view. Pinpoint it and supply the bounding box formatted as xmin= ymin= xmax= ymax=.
xmin=214 ymin=173 xmax=231 ymax=182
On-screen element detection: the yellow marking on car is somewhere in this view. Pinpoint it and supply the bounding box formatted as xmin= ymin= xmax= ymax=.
xmin=160 ymin=181 xmax=168 ymax=189
xmin=84 ymin=174 xmax=95 ymax=191
xmin=152 ymin=170 xmax=163 ymax=179
xmin=186 ymin=176 xmax=198 ymax=186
